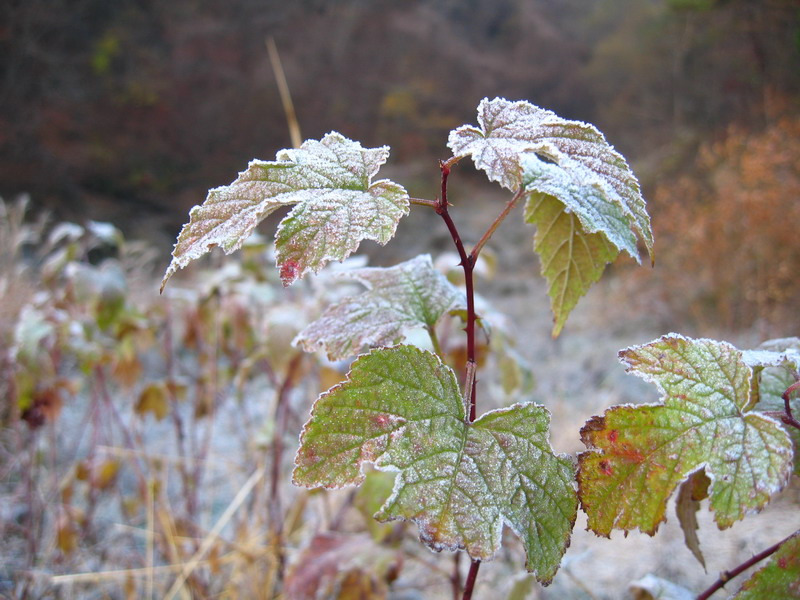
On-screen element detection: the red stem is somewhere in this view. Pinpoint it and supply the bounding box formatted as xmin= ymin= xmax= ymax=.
xmin=462 ymin=560 xmax=481 ymax=600
xmin=696 ymin=530 xmax=799 ymax=600
xmin=781 ymin=380 xmax=800 ymax=430
xmin=435 ymin=161 xmax=477 ymax=421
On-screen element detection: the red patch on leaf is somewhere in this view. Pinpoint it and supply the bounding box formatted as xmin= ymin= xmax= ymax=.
xmin=616 ymin=444 xmax=646 ymax=464
xmin=372 ymin=414 xmax=390 ymax=429
xmin=608 ymin=430 xmax=618 ymax=443
xmin=300 ymin=445 xmax=317 ymax=464
xmin=280 ymin=259 xmax=300 ymax=285
xmin=599 ymin=459 xmax=613 ymax=476
xmin=779 ymin=557 xmax=788 ymax=569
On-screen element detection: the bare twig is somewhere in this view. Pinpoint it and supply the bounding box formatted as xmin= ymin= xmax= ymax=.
xmin=269 ymin=352 xmax=304 ymax=582
xmin=451 ymin=552 xmax=462 ymax=600
xmin=696 ymin=530 xmax=799 ymax=600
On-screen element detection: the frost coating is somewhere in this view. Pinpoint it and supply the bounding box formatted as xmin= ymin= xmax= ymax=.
xmin=294 ymin=254 xmax=466 ymax=360
xmin=161 ymin=132 xmax=409 ymax=291
xmin=521 ymin=154 xmax=639 ymax=260
xmin=448 ymin=97 xmax=653 ymax=260
xmin=578 ymin=334 xmax=794 ymax=537
xmin=293 ymin=345 xmax=577 ymax=584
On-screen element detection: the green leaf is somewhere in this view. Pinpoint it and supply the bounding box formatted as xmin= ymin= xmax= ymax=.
xmin=293 ymin=345 xmax=577 ymax=583
xmin=295 ymin=254 xmax=465 ymax=360
xmin=448 ymin=97 xmax=653 ymax=260
xmin=733 ymin=533 xmax=800 ymax=599
xmin=578 ymin=334 xmax=793 ymax=537
xmin=525 ymin=191 xmax=619 ymax=337
xmin=161 ymin=133 xmax=409 ymax=290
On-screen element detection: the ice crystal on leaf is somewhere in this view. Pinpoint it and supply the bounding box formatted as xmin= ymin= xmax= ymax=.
xmin=448 ymin=97 xmax=653 ymax=257
xmin=578 ymin=334 xmax=793 ymax=537
xmin=161 ymin=133 xmax=409 ymax=291
xmin=448 ymin=98 xmax=653 ymax=335
xmin=293 ymin=345 xmax=577 ymax=584
xmin=295 ymin=254 xmax=465 ymax=360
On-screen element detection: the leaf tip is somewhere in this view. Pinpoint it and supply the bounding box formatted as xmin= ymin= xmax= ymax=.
xmin=279 ymin=259 xmax=301 ymax=286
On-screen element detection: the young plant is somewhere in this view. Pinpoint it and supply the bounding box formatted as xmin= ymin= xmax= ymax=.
xmin=163 ymin=98 xmax=799 ymax=598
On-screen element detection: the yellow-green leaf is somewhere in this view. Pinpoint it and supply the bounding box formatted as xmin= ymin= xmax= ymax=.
xmin=578 ymin=335 xmax=793 ymax=536
xmin=525 ymin=192 xmax=618 ymax=336
xmin=448 ymin=97 xmax=653 ymax=259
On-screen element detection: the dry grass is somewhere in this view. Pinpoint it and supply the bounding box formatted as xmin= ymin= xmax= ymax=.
xmin=1 ymin=183 xmax=798 ymax=599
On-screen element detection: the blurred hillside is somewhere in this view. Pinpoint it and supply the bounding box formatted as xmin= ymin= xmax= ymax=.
xmin=2 ymin=0 xmax=798 ymax=241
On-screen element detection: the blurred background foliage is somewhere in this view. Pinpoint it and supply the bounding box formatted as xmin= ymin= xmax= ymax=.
xmin=3 ymin=0 xmax=799 ymax=334
xmin=2 ymin=0 xmax=798 ymax=229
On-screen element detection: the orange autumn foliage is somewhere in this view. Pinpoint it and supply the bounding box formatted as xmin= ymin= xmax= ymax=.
xmin=634 ymin=117 xmax=800 ymax=334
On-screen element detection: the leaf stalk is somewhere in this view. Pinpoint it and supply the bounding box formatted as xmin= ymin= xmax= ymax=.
xmin=462 ymin=560 xmax=481 ymax=600
xmin=470 ymin=186 xmax=525 ymax=263
xmin=781 ymin=380 xmax=800 ymax=430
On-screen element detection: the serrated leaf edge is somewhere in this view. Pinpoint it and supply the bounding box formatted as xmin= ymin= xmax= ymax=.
xmin=579 ymin=334 xmax=794 ymax=536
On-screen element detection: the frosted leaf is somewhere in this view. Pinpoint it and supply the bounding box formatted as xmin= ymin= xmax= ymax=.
xmin=293 ymin=345 xmax=577 ymax=583
xmin=448 ymin=97 xmax=653 ymax=260
xmin=161 ymin=132 xmax=409 ymax=290
xmin=522 ymin=154 xmax=639 ymax=260
xmin=294 ymin=254 xmax=465 ymax=360
xmin=525 ymin=191 xmax=618 ymax=337
xmin=578 ymin=334 xmax=793 ymax=536
xmin=750 ymin=338 xmax=800 ymax=476
xmin=742 ymin=339 xmax=800 ymax=373
xmin=733 ymin=532 xmax=800 ymax=599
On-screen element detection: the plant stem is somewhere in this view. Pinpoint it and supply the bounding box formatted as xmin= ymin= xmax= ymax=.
xmin=696 ymin=530 xmax=799 ymax=600
xmin=435 ymin=160 xmax=478 ymax=421
xmin=781 ymin=380 xmax=800 ymax=430
xmin=410 ymin=197 xmax=439 ymax=208
xmin=428 ymin=325 xmax=444 ymax=357
xmin=470 ymin=187 xmax=525 ymax=262
xmin=462 ymin=560 xmax=481 ymax=600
